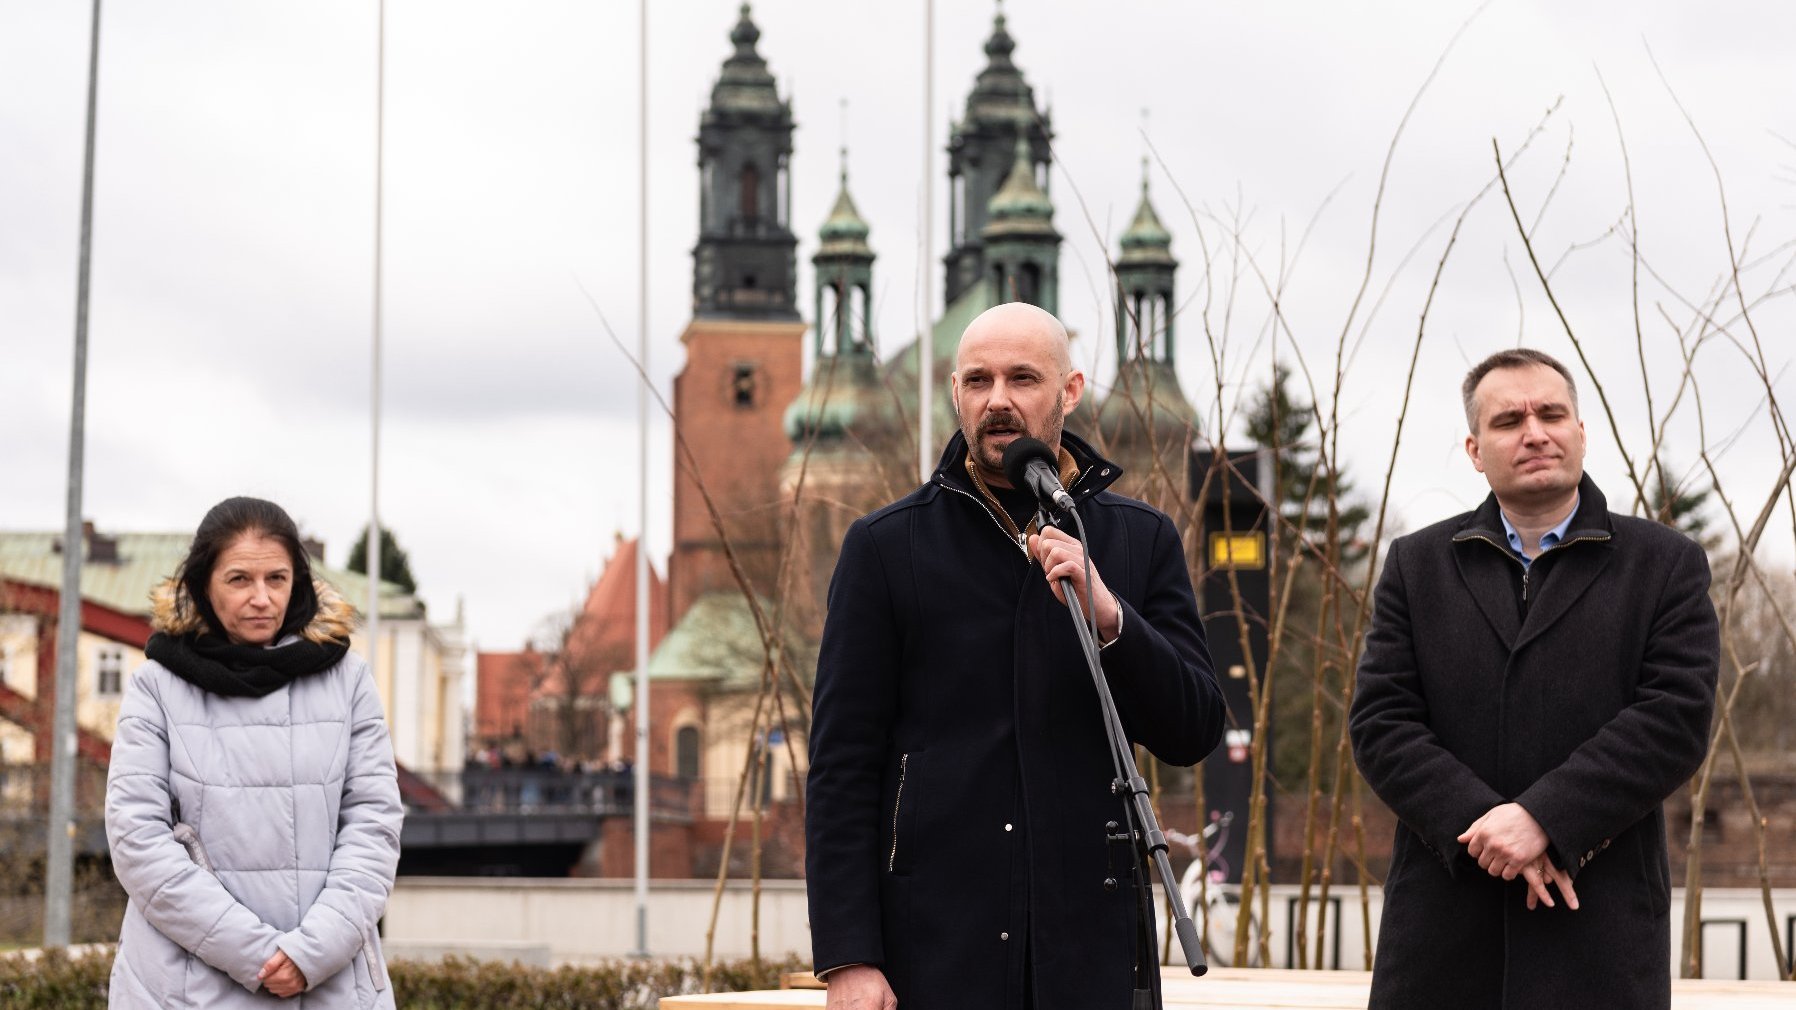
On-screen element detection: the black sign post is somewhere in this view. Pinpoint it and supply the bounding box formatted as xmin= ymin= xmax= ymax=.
xmin=1188 ymin=446 xmax=1273 ymax=886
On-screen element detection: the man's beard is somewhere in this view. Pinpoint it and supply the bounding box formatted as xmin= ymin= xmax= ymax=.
xmin=964 ymin=391 xmax=1066 ymax=478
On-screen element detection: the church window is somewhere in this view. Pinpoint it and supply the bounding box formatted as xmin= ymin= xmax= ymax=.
xmin=732 ymin=363 xmax=758 ymax=408
xmin=675 ymin=725 xmax=701 ymax=780
xmin=700 ymin=161 xmax=715 ymax=229
xmin=951 ymin=174 xmax=966 ymax=244
xmin=96 ymin=646 xmax=123 ymax=696
xmin=739 ymin=163 xmax=760 ymax=222
xmin=776 ymin=155 xmax=790 ymax=227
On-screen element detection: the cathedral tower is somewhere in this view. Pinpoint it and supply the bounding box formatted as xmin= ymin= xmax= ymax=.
xmin=693 ymin=3 xmax=799 ymax=320
xmin=943 ymin=9 xmax=1055 ymax=309
xmin=670 ymin=4 xmax=807 ymax=619
xmin=780 ymin=155 xmax=896 ymax=631
xmin=1097 ymin=165 xmax=1198 ymax=506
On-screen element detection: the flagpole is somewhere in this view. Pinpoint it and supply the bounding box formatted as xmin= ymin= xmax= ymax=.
xmin=368 ymin=0 xmax=385 ymax=674
xmin=45 ymin=0 xmax=104 ymax=949
xmin=632 ymin=0 xmax=652 ymax=959
xmin=917 ymin=0 xmax=936 ymax=483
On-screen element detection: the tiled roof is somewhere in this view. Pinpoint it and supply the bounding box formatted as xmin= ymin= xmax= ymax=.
xmin=475 ymin=649 xmax=542 ymax=740
xmin=0 ymin=528 xmax=421 ymax=621
xmin=647 ymin=590 xmax=782 ymax=687
xmin=577 ymin=536 xmax=668 ymax=655
xmin=530 ymin=537 xmax=668 ymax=697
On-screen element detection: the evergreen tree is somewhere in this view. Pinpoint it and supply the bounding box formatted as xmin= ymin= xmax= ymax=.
xmin=1242 ymin=365 xmax=1374 ymax=792
xmin=1644 ymin=456 xmax=1719 ymax=550
xmin=1243 ymin=364 xmax=1371 ymax=558
xmin=347 ymin=524 xmax=419 ymax=596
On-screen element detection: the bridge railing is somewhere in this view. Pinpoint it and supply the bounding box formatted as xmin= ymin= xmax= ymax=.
xmin=408 ymin=768 xmax=694 ymax=819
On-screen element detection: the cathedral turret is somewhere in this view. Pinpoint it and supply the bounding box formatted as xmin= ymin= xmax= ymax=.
xmin=786 ymin=152 xmax=883 ymax=445
xmin=693 ymin=3 xmax=799 ymax=320
xmin=980 ymin=132 xmax=1060 ymax=311
xmin=811 ymin=151 xmax=874 ymax=358
xmin=781 ymin=153 xmax=892 ymax=637
xmin=1098 ymin=164 xmax=1197 ymax=504
xmin=943 ymin=7 xmax=1054 ymax=309
xmin=1114 ymin=159 xmax=1177 ymax=366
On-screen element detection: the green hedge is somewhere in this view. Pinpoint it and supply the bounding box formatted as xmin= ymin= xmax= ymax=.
xmin=0 ymin=947 xmax=809 ymax=1009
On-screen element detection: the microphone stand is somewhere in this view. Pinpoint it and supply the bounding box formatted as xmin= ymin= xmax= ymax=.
xmin=1037 ymin=503 xmax=1208 ymax=1010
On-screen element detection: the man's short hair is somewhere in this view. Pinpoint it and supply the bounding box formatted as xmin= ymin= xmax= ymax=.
xmin=1461 ymin=348 xmax=1579 ymax=431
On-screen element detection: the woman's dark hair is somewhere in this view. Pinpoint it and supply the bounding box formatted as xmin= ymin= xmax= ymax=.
xmin=176 ymin=497 xmax=319 ymax=641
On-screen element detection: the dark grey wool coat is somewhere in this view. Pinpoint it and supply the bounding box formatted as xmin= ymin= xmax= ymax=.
xmin=806 ymin=431 xmax=1225 ymax=1010
xmin=1350 ymin=475 xmax=1718 ymax=1010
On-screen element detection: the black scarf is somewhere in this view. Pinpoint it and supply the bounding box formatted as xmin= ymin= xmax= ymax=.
xmin=145 ymin=630 xmax=348 ymax=698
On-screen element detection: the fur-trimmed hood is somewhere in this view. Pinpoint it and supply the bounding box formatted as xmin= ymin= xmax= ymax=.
xmin=150 ymin=577 xmax=358 ymax=645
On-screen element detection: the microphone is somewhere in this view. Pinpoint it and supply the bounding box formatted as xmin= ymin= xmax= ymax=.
xmin=1001 ymin=436 xmax=1076 ymax=513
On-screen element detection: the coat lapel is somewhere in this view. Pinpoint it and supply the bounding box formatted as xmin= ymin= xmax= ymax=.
xmin=1515 ymin=537 xmax=1615 ymax=652
xmin=1451 ymin=535 xmax=1521 ymax=651
xmin=1453 ymin=474 xmax=1615 ymax=656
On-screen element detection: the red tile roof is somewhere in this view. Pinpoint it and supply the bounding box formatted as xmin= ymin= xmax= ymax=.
xmin=474 ymin=649 xmax=541 ymax=741
xmin=531 ymin=537 xmax=668 ymax=699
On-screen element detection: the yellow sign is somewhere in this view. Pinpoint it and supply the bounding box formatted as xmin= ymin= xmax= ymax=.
xmin=1209 ymin=532 xmax=1266 ymax=570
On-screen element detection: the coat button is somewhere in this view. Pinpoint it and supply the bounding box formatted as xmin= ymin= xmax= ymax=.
xmin=1004 ymin=823 xmax=1013 ymax=832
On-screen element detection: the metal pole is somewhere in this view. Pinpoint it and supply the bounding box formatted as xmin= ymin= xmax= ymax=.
xmin=368 ymin=0 xmax=385 ymax=676
xmin=44 ymin=0 xmax=103 ymax=950
xmin=632 ymin=0 xmax=652 ymax=959
xmin=917 ymin=0 xmax=935 ymax=483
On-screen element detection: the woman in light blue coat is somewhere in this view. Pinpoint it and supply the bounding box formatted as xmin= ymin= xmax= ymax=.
xmin=106 ymin=497 xmax=402 ymax=1007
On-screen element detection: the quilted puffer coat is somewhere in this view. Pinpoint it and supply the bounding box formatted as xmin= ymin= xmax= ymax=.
xmin=105 ymin=581 xmax=403 ymax=1008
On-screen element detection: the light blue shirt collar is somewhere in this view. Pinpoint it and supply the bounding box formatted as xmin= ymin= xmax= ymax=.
xmin=1500 ymin=494 xmax=1578 ymax=568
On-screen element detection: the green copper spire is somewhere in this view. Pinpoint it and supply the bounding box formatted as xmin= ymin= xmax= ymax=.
xmin=983 ymin=131 xmax=1055 ymax=238
xmin=1118 ymin=159 xmax=1174 ymax=266
xmin=792 ymin=147 xmax=881 ymax=444
xmin=712 ymin=3 xmax=780 ymax=114
xmin=817 ymin=149 xmax=873 ymax=260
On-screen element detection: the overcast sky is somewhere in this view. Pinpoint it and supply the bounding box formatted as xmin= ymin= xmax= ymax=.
xmin=5 ymin=1 xmax=1793 ymax=650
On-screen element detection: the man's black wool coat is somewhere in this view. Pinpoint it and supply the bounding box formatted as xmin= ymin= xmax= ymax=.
xmin=805 ymin=431 xmax=1225 ymax=1010
xmin=1350 ymin=476 xmax=1718 ymax=1010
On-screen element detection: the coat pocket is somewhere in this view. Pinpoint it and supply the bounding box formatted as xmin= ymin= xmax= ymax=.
xmin=888 ymin=751 xmax=923 ymax=875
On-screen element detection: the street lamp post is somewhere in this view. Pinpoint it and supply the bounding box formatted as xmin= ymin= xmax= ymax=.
xmin=44 ymin=0 xmax=105 ymax=950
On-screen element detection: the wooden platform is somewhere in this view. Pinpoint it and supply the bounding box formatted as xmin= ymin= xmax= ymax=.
xmin=660 ymin=967 xmax=1795 ymax=1009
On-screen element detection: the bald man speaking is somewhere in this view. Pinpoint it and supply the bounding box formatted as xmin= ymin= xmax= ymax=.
xmin=805 ymin=303 xmax=1225 ymax=1010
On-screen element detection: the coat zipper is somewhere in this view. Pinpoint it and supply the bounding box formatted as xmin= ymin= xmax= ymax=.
xmin=941 ymin=483 xmax=1030 ymax=556
xmin=888 ymin=753 xmax=909 ymax=871
xmin=937 ymin=460 xmax=1102 ymax=557
xmin=1458 ymin=532 xmax=1610 ymax=612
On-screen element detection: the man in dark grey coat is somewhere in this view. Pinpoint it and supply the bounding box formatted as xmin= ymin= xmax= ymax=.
xmin=1350 ymin=348 xmax=1718 ymax=1010
xmin=806 ymin=302 xmax=1224 ymax=1010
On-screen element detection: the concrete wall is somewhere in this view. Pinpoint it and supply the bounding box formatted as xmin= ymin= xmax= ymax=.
xmin=385 ymin=878 xmax=1796 ymax=980
xmin=386 ymin=877 xmax=812 ymax=965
